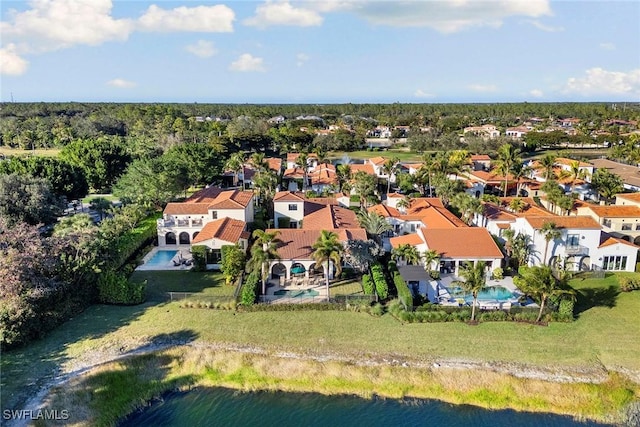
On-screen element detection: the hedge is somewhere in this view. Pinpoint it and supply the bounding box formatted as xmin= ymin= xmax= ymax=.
xmin=98 ymin=270 xmax=146 ymax=305
xmin=105 ymin=213 xmax=160 ymax=270
xmin=240 ymin=271 xmax=260 ymax=306
xmin=370 ymin=262 xmax=388 ymax=300
xmin=393 ymin=272 xmax=414 ymax=311
xmin=362 ymin=273 xmax=375 ymax=295
xmin=191 ymin=246 xmax=207 ymax=272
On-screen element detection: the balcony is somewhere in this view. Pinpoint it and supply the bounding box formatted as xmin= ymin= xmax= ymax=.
xmin=176 ymin=219 xmax=189 ymax=227
xmin=192 ymin=219 xmax=203 ymax=227
xmin=157 ymin=218 xmax=174 ymax=227
xmin=565 ymin=245 xmax=589 ymax=256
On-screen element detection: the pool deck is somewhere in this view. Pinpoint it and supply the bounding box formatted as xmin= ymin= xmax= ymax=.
xmin=437 ymin=273 xmax=532 ymax=309
xmin=262 ymin=277 xmax=328 ymax=304
xmin=136 ymin=246 xmax=194 ymax=271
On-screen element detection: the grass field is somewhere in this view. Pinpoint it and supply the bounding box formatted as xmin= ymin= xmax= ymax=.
xmin=0 ymin=147 xmax=61 ymax=157
xmin=329 ymin=149 xmax=423 ymax=162
xmin=2 ymin=272 xmax=640 ymax=421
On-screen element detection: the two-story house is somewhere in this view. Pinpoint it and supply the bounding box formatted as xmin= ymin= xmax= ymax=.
xmin=576 ymin=204 xmax=640 ymax=245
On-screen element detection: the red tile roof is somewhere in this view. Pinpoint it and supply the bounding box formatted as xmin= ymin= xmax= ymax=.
xmin=368 ymin=156 xmax=387 ymax=166
xmin=308 ymin=163 xmax=337 ymax=185
xmin=192 ymin=217 xmax=248 ymax=244
xmin=616 ymin=193 xmax=640 ymax=203
xmin=267 ymin=228 xmax=367 ymax=260
xmin=348 ymin=163 xmax=375 ymax=175
xmin=583 ymin=205 xmax=640 ymax=218
xmin=598 ymin=237 xmax=639 ymax=249
xmin=368 ymin=204 xmax=401 ymax=218
xmin=525 ymin=216 xmax=600 ymax=230
xmin=283 ymin=167 xmax=306 ymax=179
xmin=163 ymin=202 xmax=211 ymax=215
xmin=390 ymin=233 xmax=424 ymax=248
xmin=265 ymin=157 xmax=282 ymax=172
xmin=422 ymin=228 xmax=503 ymax=258
xmin=274 ymin=191 xmax=305 ymax=202
xmin=186 ymin=186 xmax=224 ymax=203
xmin=471 ymin=154 xmax=491 ymax=161
xmin=302 ymin=205 xmax=360 ymax=229
xmin=208 ymin=190 xmax=253 ymax=209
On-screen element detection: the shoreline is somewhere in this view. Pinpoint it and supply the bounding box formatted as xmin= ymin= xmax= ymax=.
xmin=19 ymin=341 xmax=640 ymax=426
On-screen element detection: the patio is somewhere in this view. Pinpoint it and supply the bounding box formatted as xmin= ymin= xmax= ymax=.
xmin=430 ymin=273 xmax=530 ymax=309
xmin=261 ymin=276 xmax=329 ymax=303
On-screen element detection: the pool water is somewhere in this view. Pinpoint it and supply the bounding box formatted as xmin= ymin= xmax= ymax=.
xmin=449 ymin=286 xmax=515 ymax=301
xmin=274 ymin=289 xmax=320 ymax=298
xmin=146 ymin=250 xmax=178 ymax=266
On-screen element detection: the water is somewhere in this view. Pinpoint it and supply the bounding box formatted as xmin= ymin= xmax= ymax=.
xmin=449 ymin=286 xmax=515 ymax=301
xmin=121 ymin=387 xmax=608 ymax=427
xmin=146 ymin=250 xmax=177 ymax=267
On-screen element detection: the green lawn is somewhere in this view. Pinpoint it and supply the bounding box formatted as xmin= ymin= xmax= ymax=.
xmin=329 ymin=149 xmax=423 ymax=162
xmin=132 ymin=271 xmax=234 ymax=302
xmin=2 ymin=272 xmax=640 ymax=414
xmin=81 ymin=194 xmax=120 ymax=204
xmin=330 ymin=278 xmax=365 ymax=296
xmin=0 ymin=147 xmax=61 ymax=157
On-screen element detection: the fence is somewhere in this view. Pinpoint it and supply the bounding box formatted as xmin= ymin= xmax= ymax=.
xmin=258 ymin=295 xmax=376 ymax=305
xmin=167 ymin=292 xmax=235 ymax=304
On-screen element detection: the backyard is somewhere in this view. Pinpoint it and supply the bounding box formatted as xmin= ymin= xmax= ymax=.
xmin=2 ymin=271 xmax=640 ymax=419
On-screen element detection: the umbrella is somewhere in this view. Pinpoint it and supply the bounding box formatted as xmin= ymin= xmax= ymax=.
xmin=291 ymin=266 xmax=305 ymax=274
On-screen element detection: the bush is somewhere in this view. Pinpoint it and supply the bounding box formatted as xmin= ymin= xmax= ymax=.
xmin=618 ymin=274 xmax=640 ymax=292
xmin=554 ymin=298 xmax=575 ymax=321
xmin=362 ymin=273 xmax=375 ymax=295
xmin=371 ymin=262 xmax=388 ymax=300
xmin=191 ymin=246 xmax=207 ymax=272
xmin=240 ymin=271 xmax=260 ymax=306
xmin=393 ymin=272 xmax=413 ymax=311
xmin=492 ymin=267 xmax=504 ymax=280
xmin=428 ymin=270 xmax=440 ymax=280
xmin=369 ymin=303 xmax=385 ymax=316
xmin=97 ymin=270 xmax=145 ymax=305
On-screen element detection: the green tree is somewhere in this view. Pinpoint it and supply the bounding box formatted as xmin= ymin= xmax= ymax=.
xmin=356 ymin=208 xmax=392 ymax=244
xmin=381 ymin=157 xmax=400 ymax=195
xmin=539 ymin=221 xmax=561 ymax=265
xmin=514 ymin=265 xmax=574 ymax=322
xmin=353 ymin=171 xmax=377 ymax=207
xmin=494 ymin=144 xmax=521 ymax=197
xmin=591 ymin=168 xmax=623 ymax=204
xmin=89 ymin=197 xmax=113 ymax=221
xmin=456 ymin=261 xmax=487 ymax=322
xmin=60 ymin=137 xmax=131 ymax=192
xmin=422 ymin=249 xmax=440 ymax=272
xmin=249 ymin=230 xmax=282 ymax=295
xmin=312 ymin=230 xmax=344 ymax=300
xmin=224 ymin=152 xmax=246 ymax=188
xmin=220 ymin=245 xmax=246 ymax=286
xmin=508 ymin=197 xmax=526 ymax=213
xmin=391 ymin=243 xmax=420 ymax=265
xmin=539 ymin=153 xmax=557 ymax=181
xmin=451 ymin=192 xmax=483 ymax=225
xmin=336 ymin=163 xmax=352 ymax=193
xmin=0 ymin=174 xmax=62 ymax=225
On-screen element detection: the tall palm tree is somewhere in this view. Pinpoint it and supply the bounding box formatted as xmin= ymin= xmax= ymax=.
xmin=451 ymin=192 xmax=483 ymax=225
xmin=396 ymin=196 xmax=410 ymax=213
xmin=495 ymin=144 xmax=521 ymax=197
xmin=420 ymin=152 xmax=437 ymax=197
xmin=514 ymin=265 xmax=574 ymax=322
xmin=297 ymin=152 xmax=309 ymax=191
xmin=508 ymin=197 xmax=526 ymax=213
xmin=250 ymin=230 xmax=282 ymax=295
xmin=539 ymin=221 xmax=561 ymax=266
xmin=382 ymin=157 xmax=400 ymax=195
xmin=250 ymin=152 xmax=268 ymax=172
xmin=422 ymin=249 xmax=440 ymax=272
xmin=224 ymin=152 xmax=245 ymax=188
xmin=501 ymin=228 xmax=516 ymax=267
xmin=336 ymin=163 xmax=352 ymax=193
xmin=357 ymin=209 xmax=392 ymax=244
xmin=456 ymin=261 xmax=487 ymax=322
xmin=391 ymin=244 xmax=420 ymax=265
xmin=312 ymin=230 xmax=344 ymax=300
xmin=568 ymin=160 xmax=587 ymax=193
xmin=539 ymin=153 xmax=557 ymax=181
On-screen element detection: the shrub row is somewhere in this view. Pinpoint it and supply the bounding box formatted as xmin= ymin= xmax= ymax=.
xmin=97 ymin=270 xmax=146 ymax=305
xmin=362 ymin=273 xmax=375 ymax=295
xmin=371 ymin=262 xmax=388 ymax=300
xmin=179 ymin=300 xmax=236 ymax=310
xmin=105 ymin=213 xmax=160 ymax=270
xmin=240 ymin=271 xmax=260 ymax=306
xmin=388 ymin=299 xmax=549 ymax=324
xmin=618 ymin=275 xmax=640 ymax=292
xmin=388 ymin=261 xmax=413 ymax=311
xmin=238 ymin=302 xmax=347 ymax=312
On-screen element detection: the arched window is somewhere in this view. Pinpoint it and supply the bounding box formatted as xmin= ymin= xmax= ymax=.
xmin=179 ymin=232 xmax=190 ymax=244
xmin=165 ymin=232 xmax=176 ymax=245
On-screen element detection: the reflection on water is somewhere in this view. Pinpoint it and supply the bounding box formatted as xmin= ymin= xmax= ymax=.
xmin=121 ymin=387 xmax=609 ymax=427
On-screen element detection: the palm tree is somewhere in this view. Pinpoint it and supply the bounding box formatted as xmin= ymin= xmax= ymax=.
xmin=312 ymin=230 xmax=344 ymax=300
xmin=356 ymin=209 xmax=392 ymax=244
xmin=250 ymin=152 xmax=268 ymax=172
xmin=396 ymin=196 xmax=410 ymax=213
xmin=451 ymin=192 xmax=483 ymax=225
xmin=353 ymin=171 xmax=377 ymax=208
xmin=391 ymin=244 xmax=420 ymax=265
xmin=514 ymin=265 xmax=574 ymax=322
xmin=508 ymin=197 xmax=526 ymax=213
xmin=502 ymin=228 xmax=516 ymax=267
xmin=512 ymin=232 xmax=533 ymax=268
xmin=540 ymin=221 xmax=561 ymax=266
xmin=381 ymin=157 xmax=400 ymax=195
xmin=568 ymin=160 xmax=586 ymax=193
xmin=336 ymin=163 xmax=352 ymax=193
xmin=422 ymin=249 xmax=440 ymax=272
xmin=224 ymin=152 xmax=245 ymax=188
xmin=456 ymin=261 xmax=487 ymax=322
xmin=297 ymin=152 xmax=309 ymax=191
xmin=250 ymin=230 xmax=282 ymax=295
xmin=420 ymin=152 xmax=437 ymax=197
xmin=495 ymin=144 xmax=521 ymax=197
xmin=539 ymin=153 xmax=557 ymax=181
xmin=511 ymin=162 xmax=532 ymax=197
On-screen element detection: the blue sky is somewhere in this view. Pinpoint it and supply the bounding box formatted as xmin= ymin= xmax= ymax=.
xmin=1 ymin=0 xmax=639 ymax=103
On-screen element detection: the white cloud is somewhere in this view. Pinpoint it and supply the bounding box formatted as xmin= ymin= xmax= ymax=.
xmin=414 ymin=89 xmax=435 ymax=98
xmin=244 ymin=1 xmax=323 ymax=28
xmin=599 ymin=42 xmax=616 ymax=51
xmin=138 ymin=4 xmax=235 ymax=33
xmin=529 ymin=89 xmax=544 ymax=98
xmin=185 ymin=40 xmax=218 ymax=58
xmin=526 ymin=20 xmax=564 ymax=32
xmin=346 ymin=0 xmax=552 ymax=33
xmin=563 ymin=68 xmax=640 ymax=97
xmin=469 ymin=84 xmax=497 ymax=92
xmin=229 ymin=54 xmax=266 ymax=72
xmin=296 ymin=53 xmax=310 ymax=67
xmin=0 ymin=45 xmax=29 ymax=76
xmin=1 ymin=0 xmax=133 ymax=52
xmin=107 ymin=78 xmax=136 ymax=88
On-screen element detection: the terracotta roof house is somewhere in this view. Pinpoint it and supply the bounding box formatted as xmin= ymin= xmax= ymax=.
xmin=157 ymin=189 xmax=254 ymax=252
xmin=576 ymin=204 xmax=640 ymax=245
xmin=308 ymin=163 xmax=338 ymax=192
xmin=390 ymin=227 xmax=503 ymax=276
xmin=589 ymin=159 xmax=640 ymax=191
xmin=190 ymin=217 xmax=251 ymax=268
xmin=615 ymin=192 xmax=640 ymax=207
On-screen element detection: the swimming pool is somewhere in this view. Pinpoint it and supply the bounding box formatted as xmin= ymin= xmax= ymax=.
xmin=273 ymin=289 xmax=320 ymax=298
xmin=448 ymin=285 xmax=515 ymax=301
xmin=146 ymin=250 xmax=178 ymax=267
